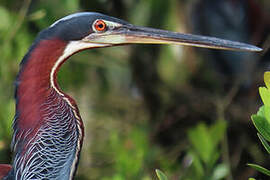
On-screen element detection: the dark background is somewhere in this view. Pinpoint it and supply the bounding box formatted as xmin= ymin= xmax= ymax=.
xmin=0 ymin=0 xmax=269 ymax=179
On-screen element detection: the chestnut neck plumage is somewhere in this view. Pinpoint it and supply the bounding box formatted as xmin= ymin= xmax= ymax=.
xmin=5 ymin=38 xmax=84 ymax=180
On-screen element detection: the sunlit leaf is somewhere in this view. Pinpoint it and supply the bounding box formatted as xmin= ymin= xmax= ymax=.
xmin=258 ymin=106 xmax=270 ymax=124
xmin=247 ymin=163 xmax=270 ymax=176
xmin=251 ymin=115 xmax=270 ymax=141
xmin=259 ymin=87 xmax=270 ymax=106
xmin=264 ymin=106 xmax=270 ymax=124
xmin=264 ymin=72 xmax=270 ymax=89
xmin=257 ymin=133 xmax=270 ymax=154
xmin=257 ymin=106 xmax=265 ymax=117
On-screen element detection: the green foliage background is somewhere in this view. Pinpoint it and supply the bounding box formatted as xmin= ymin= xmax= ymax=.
xmin=0 ymin=0 xmax=269 ymax=179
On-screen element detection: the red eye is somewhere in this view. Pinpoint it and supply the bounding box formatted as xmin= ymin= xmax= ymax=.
xmin=94 ymin=20 xmax=106 ymax=32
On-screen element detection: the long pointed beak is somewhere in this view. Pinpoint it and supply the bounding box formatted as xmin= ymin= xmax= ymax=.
xmin=85 ymin=24 xmax=262 ymax=52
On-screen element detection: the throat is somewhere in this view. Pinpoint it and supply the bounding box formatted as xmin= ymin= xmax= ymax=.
xmin=18 ymin=39 xmax=68 ymax=93
xmin=15 ymin=38 xmax=68 ymax=135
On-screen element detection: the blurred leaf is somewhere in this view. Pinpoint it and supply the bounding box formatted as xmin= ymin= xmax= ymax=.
xmin=208 ymin=151 xmax=220 ymax=170
xmin=157 ymin=1 xmax=187 ymax=86
xmin=158 ymin=45 xmax=180 ymax=84
xmin=28 ymin=10 xmax=46 ymax=21
xmin=112 ymin=174 xmax=125 ymax=180
xmin=248 ymin=178 xmax=256 ymax=180
xmin=257 ymin=133 xmax=270 ymax=154
xmin=0 ymin=6 xmax=11 ymax=30
xmin=247 ymin=163 xmax=270 ymax=176
xmin=211 ymin=164 xmax=229 ymax=180
xmin=129 ymin=0 xmax=150 ymax=25
xmin=63 ymin=0 xmax=79 ymax=12
xmin=259 ymin=87 xmax=270 ymax=106
xmin=0 ymin=99 xmax=14 ymax=140
xmin=108 ymin=127 xmax=152 ymax=179
xmin=251 ymin=115 xmax=270 ymax=142
xmin=187 ymin=121 xmax=227 ymax=179
xmin=155 ymin=169 xmax=168 ymax=180
xmin=210 ymin=120 xmax=227 ymax=147
xmin=188 ymin=123 xmax=214 ymax=165
xmin=188 ymin=151 xmax=204 ymax=178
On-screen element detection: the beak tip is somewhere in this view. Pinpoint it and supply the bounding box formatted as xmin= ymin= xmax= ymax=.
xmin=241 ymin=44 xmax=263 ymax=52
xmin=249 ymin=45 xmax=263 ymax=52
xmin=256 ymin=47 xmax=263 ymax=52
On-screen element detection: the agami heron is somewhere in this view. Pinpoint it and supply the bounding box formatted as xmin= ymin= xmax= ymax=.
xmin=0 ymin=12 xmax=261 ymax=179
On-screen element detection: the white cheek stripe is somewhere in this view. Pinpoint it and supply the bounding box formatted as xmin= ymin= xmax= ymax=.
xmin=69 ymin=108 xmax=83 ymax=179
xmin=50 ymin=41 xmax=108 ymax=97
xmin=50 ymin=40 xmax=104 ymax=179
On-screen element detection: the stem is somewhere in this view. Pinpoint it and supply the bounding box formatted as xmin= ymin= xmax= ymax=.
xmin=215 ymin=84 xmax=239 ymax=180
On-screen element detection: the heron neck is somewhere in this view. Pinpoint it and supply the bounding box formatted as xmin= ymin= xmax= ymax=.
xmin=15 ymin=39 xmax=66 ymax=127
xmin=18 ymin=38 xmax=67 ymax=91
xmin=12 ymin=38 xmax=83 ymax=179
